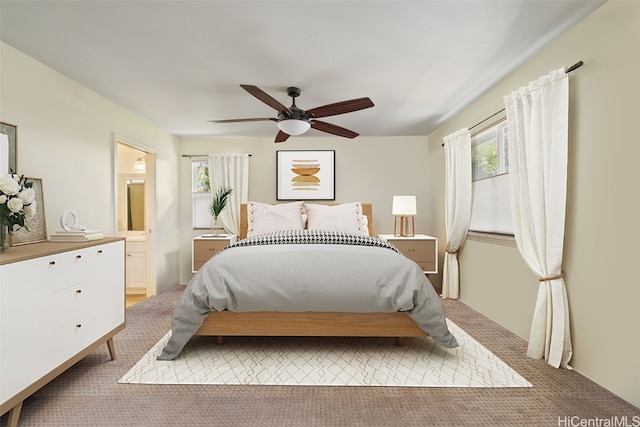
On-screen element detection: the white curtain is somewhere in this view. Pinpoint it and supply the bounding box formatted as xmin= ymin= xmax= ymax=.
xmin=208 ymin=154 xmax=249 ymax=235
xmin=503 ymin=68 xmax=572 ymax=368
xmin=442 ymin=128 xmax=472 ymax=300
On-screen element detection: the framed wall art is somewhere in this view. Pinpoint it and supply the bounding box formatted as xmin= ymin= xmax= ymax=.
xmin=276 ymin=150 xmax=335 ymax=200
xmin=10 ymin=178 xmax=48 ymax=246
xmin=0 ymin=121 xmax=17 ymax=174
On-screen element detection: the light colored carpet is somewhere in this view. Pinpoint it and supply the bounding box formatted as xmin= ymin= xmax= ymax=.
xmin=119 ymin=320 xmax=531 ymax=388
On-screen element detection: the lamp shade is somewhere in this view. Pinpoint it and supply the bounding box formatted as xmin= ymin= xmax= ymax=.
xmin=392 ymin=196 xmax=417 ymax=216
xmin=277 ymin=119 xmax=311 ymax=136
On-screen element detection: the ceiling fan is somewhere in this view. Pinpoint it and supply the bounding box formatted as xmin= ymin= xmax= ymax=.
xmin=208 ymin=85 xmax=374 ymax=143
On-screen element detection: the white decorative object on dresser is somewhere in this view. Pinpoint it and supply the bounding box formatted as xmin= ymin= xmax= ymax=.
xmin=192 ymin=234 xmax=237 ymax=273
xmin=0 ymin=238 xmax=125 ymax=427
xmin=378 ymin=234 xmax=438 ymax=274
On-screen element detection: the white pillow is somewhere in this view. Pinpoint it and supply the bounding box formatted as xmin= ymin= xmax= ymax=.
xmin=305 ymin=202 xmax=369 ymax=235
xmin=246 ymin=201 xmax=305 ymax=237
xmin=360 ymin=213 xmax=369 ymax=234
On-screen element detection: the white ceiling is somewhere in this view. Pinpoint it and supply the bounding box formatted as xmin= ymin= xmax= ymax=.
xmin=0 ymin=1 xmax=604 ymax=141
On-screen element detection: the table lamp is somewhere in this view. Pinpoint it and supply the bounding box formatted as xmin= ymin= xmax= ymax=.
xmin=392 ymin=195 xmax=416 ymax=237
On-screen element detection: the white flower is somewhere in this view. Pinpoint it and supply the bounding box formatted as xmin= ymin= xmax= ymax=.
xmin=24 ymin=202 xmax=37 ymax=218
xmin=18 ymin=187 xmax=36 ymax=204
xmin=7 ymin=197 xmax=24 ymax=213
xmin=0 ymin=175 xmax=21 ymax=195
xmin=1 ymin=174 xmax=34 ymax=234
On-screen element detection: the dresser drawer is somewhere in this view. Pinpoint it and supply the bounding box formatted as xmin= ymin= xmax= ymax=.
xmin=52 ymin=246 xmax=100 ymax=290
xmin=53 ymin=279 xmax=100 ymax=328
xmin=54 ymin=304 xmax=123 ymax=361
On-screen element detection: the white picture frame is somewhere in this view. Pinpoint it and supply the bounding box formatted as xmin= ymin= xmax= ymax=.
xmin=276 ymin=150 xmax=335 ymax=200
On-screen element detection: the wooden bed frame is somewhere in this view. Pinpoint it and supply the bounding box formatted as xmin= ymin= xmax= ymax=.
xmin=195 ymin=202 xmax=428 ymax=344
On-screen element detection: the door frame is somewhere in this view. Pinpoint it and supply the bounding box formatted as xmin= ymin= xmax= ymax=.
xmin=113 ymin=134 xmax=158 ymax=297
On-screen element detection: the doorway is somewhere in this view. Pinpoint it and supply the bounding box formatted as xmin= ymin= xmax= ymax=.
xmin=114 ymin=137 xmax=157 ymax=300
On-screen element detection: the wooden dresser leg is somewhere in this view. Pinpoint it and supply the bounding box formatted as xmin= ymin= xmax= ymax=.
xmin=216 ymin=336 xmax=226 ymax=345
xmin=7 ymin=400 xmax=23 ymax=427
xmin=106 ymin=338 xmax=116 ymax=360
xmin=395 ymin=337 xmax=405 ymax=347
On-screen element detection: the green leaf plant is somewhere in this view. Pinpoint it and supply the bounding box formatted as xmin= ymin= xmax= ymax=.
xmin=208 ymin=186 xmax=233 ymax=219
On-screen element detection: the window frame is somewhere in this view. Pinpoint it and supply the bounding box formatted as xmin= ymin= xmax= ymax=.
xmin=467 ymin=116 xmax=515 ymax=244
xmin=192 ymin=158 xmax=212 ymax=230
xmin=471 ymin=120 xmax=509 ymax=181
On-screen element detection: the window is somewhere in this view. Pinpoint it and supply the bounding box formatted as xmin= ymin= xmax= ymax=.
xmin=192 ymin=159 xmax=211 ymax=229
xmin=469 ymin=120 xmax=514 ymax=235
xmin=472 ymin=121 xmax=509 ymax=180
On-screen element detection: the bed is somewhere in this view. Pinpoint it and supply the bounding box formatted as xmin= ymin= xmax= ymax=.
xmin=158 ymin=201 xmax=457 ymax=360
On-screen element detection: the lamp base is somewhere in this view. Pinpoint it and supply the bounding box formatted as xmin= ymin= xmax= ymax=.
xmin=394 ymin=216 xmax=415 ymax=237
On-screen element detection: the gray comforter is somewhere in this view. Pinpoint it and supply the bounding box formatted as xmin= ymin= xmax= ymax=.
xmin=158 ymin=230 xmax=458 ymax=360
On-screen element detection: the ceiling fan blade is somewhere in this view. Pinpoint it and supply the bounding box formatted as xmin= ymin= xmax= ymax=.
xmin=208 ymin=118 xmax=277 ymax=123
xmin=274 ymin=130 xmax=290 ymax=143
xmin=311 ymin=120 xmax=359 ymax=139
xmin=240 ymin=84 xmax=292 ymax=114
xmin=306 ymin=97 xmax=374 ymax=118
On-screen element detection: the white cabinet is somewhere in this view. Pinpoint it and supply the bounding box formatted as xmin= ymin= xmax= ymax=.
xmin=125 ymin=240 xmax=147 ymax=293
xmin=0 ymin=238 xmax=125 ymax=427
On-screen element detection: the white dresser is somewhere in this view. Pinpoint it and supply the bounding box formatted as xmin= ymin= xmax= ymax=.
xmin=0 ymin=238 xmax=126 ymax=427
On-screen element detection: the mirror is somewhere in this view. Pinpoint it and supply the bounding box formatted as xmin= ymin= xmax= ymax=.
xmin=118 ymin=175 xmax=146 ymax=233
xmin=126 ymin=179 xmax=145 ymax=231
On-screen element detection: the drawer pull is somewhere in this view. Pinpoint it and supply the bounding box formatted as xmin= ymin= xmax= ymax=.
xmin=98 ymin=250 xmax=103 ymax=254
xmin=49 ymin=261 xmax=56 ymax=266
xmin=76 ymin=254 xmax=82 ymax=259
xmin=76 ymin=324 xmax=82 ymax=328
xmin=76 ymin=289 xmax=82 ymax=294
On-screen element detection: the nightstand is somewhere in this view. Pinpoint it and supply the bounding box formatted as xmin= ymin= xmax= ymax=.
xmin=378 ymin=234 xmax=438 ymax=274
xmin=192 ymin=234 xmax=237 ymax=272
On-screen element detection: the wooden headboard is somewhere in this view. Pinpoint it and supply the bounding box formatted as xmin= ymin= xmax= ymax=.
xmin=239 ymin=203 xmax=373 ymax=239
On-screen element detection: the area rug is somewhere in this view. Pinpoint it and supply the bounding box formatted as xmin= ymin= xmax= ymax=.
xmin=119 ymin=320 xmax=531 ymax=388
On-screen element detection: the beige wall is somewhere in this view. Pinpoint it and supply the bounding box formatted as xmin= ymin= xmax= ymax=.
xmin=427 ymin=1 xmax=640 ymax=408
xmin=0 ymin=42 xmax=182 ymax=294
xmin=178 ymin=135 xmax=432 ymax=283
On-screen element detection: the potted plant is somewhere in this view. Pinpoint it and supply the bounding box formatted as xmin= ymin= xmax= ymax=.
xmin=208 ymin=186 xmax=233 ymax=233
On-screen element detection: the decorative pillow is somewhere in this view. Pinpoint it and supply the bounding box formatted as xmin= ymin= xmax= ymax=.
xmin=360 ymin=213 xmax=369 ymax=234
xmin=305 ymin=202 xmax=369 ymax=235
xmin=246 ymin=201 xmax=305 ymax=237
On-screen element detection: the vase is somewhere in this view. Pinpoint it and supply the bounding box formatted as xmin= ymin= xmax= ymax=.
xmin=210 ymin=216 xmax=224 ymax=234
xmin=0 ymin=225 xmax=9 ymax=252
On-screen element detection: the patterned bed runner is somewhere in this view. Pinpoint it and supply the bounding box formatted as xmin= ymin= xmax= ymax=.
xmin=225 ymin=229 xmax=400 ymax=253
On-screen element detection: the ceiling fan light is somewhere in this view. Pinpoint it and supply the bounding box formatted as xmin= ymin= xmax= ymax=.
xmin=277 ymin=119 xmax=311 ymax=136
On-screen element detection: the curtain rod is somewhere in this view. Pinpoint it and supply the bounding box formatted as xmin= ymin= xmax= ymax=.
xmin=441 ymin=60 xmax=584 ymax=146
xmin=468 ymin=61 xmax=583 ymax=131
xmin=182 ymin=154 xmax=252 ymax=157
